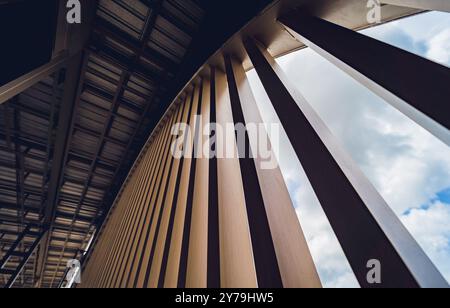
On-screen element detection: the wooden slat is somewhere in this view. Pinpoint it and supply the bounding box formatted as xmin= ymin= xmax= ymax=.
xmin=226 ymin=56 xmax=322 ymax=288
xmin=185 ymin=78 xmax=211 ymax=288
xmin=215 ymin=68 xmax=258 ymax=288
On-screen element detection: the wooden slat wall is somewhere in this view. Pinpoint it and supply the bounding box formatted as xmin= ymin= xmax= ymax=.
xmin=80 ymin=62 xmax=320 ymax=288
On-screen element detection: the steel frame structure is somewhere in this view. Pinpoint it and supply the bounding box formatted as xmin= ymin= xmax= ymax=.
xmin=0 ymin=0 xmax=206 ymax=288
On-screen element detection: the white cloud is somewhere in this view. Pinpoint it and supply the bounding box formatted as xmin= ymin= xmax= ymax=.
xmin=362 ymin=12 xmax=450 ymax=67
xmin=401 ymin=202 xmax=450 ymax=283
xmin=378 ymin=12 xmax=450 ymax=42
xmin=426 ymin=29 xmax=450 ymax=65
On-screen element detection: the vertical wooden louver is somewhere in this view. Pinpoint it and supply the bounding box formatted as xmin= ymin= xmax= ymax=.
xmin=80 ymin=54 xmax=323 ymax=288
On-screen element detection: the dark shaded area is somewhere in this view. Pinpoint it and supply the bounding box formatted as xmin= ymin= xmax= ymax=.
xmin=163 ymin=0 xmax=275 ymax=120
xmin=207 ymin=68 xmax=220 ymax=288
xmin=0 ymin=0 xmax=58 ymax=86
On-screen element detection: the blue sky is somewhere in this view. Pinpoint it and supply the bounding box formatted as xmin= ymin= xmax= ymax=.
xmin=247 ymin=11 xmax=450 ymax=287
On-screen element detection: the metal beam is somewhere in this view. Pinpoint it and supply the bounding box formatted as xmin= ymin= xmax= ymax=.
xmin=53 ymin=0 xmax=99 ymax=57
xmin=0 ymin=226 xmax=31 ymax=269
xmin=0 ymin=53 xmax=68 ymax=106
xmin=381 ymin=0 xmax=450 ymax=12
xmin=47 ymin=2 xmax=166 ymax=286
xmin=244 ymin=38 xmax=448 ymax=288
xmin=279 ymin=11 xmax=450 ymax=147
xmin=13 ymin=108 xmax=25 ymax=231
xmin=93 ymin=18 xmax=177 ymax=72
xmin=6 ymin=6 xmax=98 ymax=287
xmin=0 ymin=215 xmax=89 ymax=235
xmin=13 ymin=107 xmax=26 ymax=286
xmin=4 ymin=227 xmax=47 ymax=288
xmin=139 ymin=0 xmax=196 ymax=37
xmin=34 ymin=53 xmax=89 ymax=287
xmin=39 ymin=74 xmax=59 ymax=224
xmin=0 ymin=104 xmax=13 ymax=148
xmin=44 ymin=53 xmax=87 ymax=225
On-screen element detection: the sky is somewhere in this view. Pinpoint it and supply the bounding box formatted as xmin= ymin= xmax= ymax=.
xmin=247 ymin=11 xmax=450 ymax=288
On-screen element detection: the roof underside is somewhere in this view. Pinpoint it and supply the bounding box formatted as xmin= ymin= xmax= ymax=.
xmin=0 ymin=0 xmax=206 ymax=288
xmin=0 ymin=0 xmax=421 ymax=288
